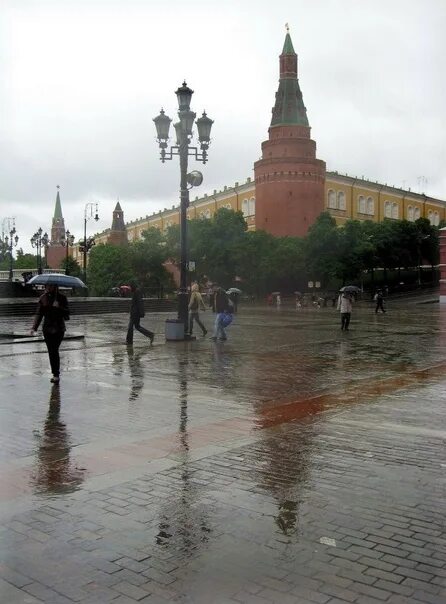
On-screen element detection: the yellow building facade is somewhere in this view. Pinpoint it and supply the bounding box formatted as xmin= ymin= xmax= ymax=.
xmin=76 ymin=172 xmax=444 ymax=261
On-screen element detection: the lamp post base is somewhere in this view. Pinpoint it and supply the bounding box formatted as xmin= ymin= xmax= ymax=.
xmin=165 ymin=319 xmax=196 ymax=341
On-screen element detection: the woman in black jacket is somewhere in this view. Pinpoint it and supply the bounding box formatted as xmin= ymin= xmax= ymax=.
xmin=31 ymin=285 xmax=70 ymax=384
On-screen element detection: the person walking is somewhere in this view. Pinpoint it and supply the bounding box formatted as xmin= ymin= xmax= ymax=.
xmin=374 ymin=289 xmax=386 ymax=313
xmin=211 ymin=287 xmax=232 ymax=341
xmin=31 ymin=284 xmax=70 ymax=384
xmin=188 ymin=283 xmax=207 ymax=337
xmin=126 ymin=282 xmax=154 ymax=345
xmin=337 ymin=292 xmax=353 ymax=331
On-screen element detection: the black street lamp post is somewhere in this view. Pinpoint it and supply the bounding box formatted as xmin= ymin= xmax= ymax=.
xmin=80 ymin=203 xmax=99 ymax=282
xmin=4 ymin=226 xmax=19 ymax=281
xmin=417 ymin=234 xmax=431 ymax=287
xmin=30 ymin=228 xmax=49 ymax=275
xmin=60 ymin=230 xmax=76 ymax=275
xmin=153 ymin=82 xmax=213 ymax=338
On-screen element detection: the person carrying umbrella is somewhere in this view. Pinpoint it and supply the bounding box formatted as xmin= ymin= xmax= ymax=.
xmin=337 ymin=290 xmax=353 ymax=331
xmin=30 ymin=284 xmax=70 ymax=384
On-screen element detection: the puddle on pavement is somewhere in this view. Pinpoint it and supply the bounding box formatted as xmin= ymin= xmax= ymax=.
xmin=256 ymin=360 xmax=446 ymax=429
xmin=30 ymin=385 xmax=87 ymax=495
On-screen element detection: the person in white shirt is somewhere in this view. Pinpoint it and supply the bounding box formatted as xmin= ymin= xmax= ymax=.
xmin=337 ymin=292 xmax=353 ymax=331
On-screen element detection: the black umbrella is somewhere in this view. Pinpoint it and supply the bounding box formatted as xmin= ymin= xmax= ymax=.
xmin=28 ymin=273 xmax=87 ymax=288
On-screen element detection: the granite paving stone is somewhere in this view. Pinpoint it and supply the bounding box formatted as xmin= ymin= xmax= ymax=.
xmin=0 ymin=305 xmax=445 ymax=602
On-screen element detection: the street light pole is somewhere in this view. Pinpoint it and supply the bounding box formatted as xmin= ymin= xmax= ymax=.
xmin=80 ymin=203 xmax=99 ymax=283
xmin=417 ymin=234 xmax=431 ymax=287
xmin=2 ymin=218 xmax=19 ymax=281
xmin=153 ymin=82 xmax=213 ymax=338
xmin=30 ymin=228 xmax=49 ymax=275
xmin=60 ymin=230 xmax=75 ymax=275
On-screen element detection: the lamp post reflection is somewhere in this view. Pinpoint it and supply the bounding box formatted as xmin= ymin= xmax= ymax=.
xmin=156 ymin=351 xmax=210 ymax=552
xmin=32 ymin=385 xmax=86 ymax=495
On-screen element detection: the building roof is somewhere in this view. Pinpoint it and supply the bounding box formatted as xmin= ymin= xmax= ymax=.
xmin=271 ymin=32 xmax=309 ymax=128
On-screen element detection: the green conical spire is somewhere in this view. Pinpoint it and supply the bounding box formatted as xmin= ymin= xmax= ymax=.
xmin=53 ymin=187 xmax=63 ymax=220
xmin=270 ymin=29 xmax=309 ymax=128
xmin=282 ymin=32 xmax=295 ymax=54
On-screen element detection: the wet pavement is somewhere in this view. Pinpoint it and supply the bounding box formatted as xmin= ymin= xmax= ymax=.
xmin=0 ymin=302 xmax=445 ymax=603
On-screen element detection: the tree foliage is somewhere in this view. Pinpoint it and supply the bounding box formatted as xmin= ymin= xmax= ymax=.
xmin=58 ymin=207 xmax=444 ymax=297
xmin=87 ymin=244 xmax=132 ymax=295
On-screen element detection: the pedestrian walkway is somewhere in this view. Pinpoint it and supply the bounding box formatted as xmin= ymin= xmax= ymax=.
xmin=0 ymin=305 xmax=445 ymax=603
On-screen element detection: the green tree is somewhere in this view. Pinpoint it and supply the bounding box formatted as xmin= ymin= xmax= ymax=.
xmin=336 ymin=220 xmax=376 ymax=283
xmin=87 ymin=244 xmax=132 ymax=296
xmin=303 ymin=212 xmax=341 ymax=285
xmin=166 ymin=208 xmax=247 ymax=286
xmin=128 ymin=228 xmax=174 ymax=294
xmin=59 ymin=256 xmax=82 ymax=278
xmin=14 ymin=250 xmax=39 ymax=270
xmin=234 ymin=230 xmax=279 ymax=294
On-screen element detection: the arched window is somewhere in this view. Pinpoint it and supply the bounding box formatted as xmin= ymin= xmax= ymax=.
xmin=224 ymin=203 xmax=232 ymax=210
xmin=367 ymin=197 xmax=374 ymax=215
xmin=428 ymin=210 xmax=433 ymax=224
xmin=205 ymin=209 xmax=211 ymax=219
xmin=327 ymin=189 xmax=336 ymax=209
xmin=391 ymin=202 xmax=399 ymax=219
xmin=384 ymin=201 xmax=392 ymax=218
xmin=248 ymin=197 xmax=256 ymax=216
xmin=337 ymin=191 xmax=346 ymax=210
xmin=358 ymin=195 xmax=366 ymax=214
xmin=242 ymin=199 xmax=249 ymax=217
xmin=433 ymin=211 xmax=440 ymax=226
xmin=414 ymin=207 xmax=421 ymax=220
xmin=407 ymin=206 xmax=414 ymax=222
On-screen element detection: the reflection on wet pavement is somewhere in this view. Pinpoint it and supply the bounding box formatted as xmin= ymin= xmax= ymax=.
xmin=0 ymin=304 xmax=445 ymax=602
xmin=32 ymin=385 xmax=87 ymax=495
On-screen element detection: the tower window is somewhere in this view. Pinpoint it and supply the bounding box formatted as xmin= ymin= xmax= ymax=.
xmin=366 ymin=197 xmax=374 ymax=215
xmin=384 ymin=201 xmax=392 ymax=218
xmin=391 ymin=202 xmax=399 ymax=219
xmin=358 ymin=195 xmax=366 ymax=214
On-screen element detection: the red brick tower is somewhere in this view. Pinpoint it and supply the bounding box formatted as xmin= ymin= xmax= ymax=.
xmin=47 ymin=186 xmax=66 ymax=269
xmin=440 ymin=227 xmax=446 ymax=304
xmin=108 ymin=201 xmax=128 ymax=246
xmin=254 ymin=29 xmax=326 ymax=237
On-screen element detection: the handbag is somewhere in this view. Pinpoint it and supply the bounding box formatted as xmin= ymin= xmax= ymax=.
xmin=218 ymin=311 xmax=233 ymax=328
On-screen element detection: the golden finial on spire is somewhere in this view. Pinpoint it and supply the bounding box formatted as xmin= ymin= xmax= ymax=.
xmin=285 ymin=23 xmax=290 ymax=33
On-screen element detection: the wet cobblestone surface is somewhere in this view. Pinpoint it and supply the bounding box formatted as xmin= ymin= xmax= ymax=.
xmin=0 ymin=302 xmax=445 ymax=602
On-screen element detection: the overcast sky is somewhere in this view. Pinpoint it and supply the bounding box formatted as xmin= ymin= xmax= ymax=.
xmin=1 ymin=0 xmax=445 ymax=253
